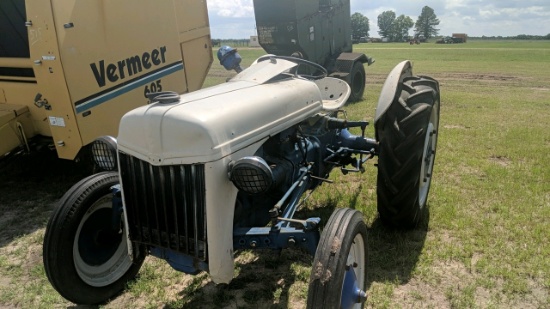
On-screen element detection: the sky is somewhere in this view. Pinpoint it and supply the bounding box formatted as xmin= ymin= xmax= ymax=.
xmin=206 ymin=0 xmax=550 ymax=39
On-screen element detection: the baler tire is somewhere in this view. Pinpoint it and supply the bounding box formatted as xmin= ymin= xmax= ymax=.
xmin=375 ymin=76 xmax=440 ymax=229
xmin=43 ymin=172 xmax=144 ymax=305
xmin=307 ymin=208 xmax=367 ymax=309
xmin=348 ymin=61 xmax=366 ymax=102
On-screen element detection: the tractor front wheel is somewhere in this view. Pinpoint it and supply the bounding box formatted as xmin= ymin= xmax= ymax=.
xmin=43 ymin=172 xmax=144 ymax=305
xmin=307 ymin=208 xmax=368 ymax=309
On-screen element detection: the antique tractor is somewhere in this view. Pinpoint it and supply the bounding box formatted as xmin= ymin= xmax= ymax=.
xmin=43 ymin=55 xmax=440 ymax=308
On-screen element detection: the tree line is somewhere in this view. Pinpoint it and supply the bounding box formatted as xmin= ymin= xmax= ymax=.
xmin=471 ymin=34 xmax=550 ymax=40
xmin=352 ymin=6 xmax=439 ymax=42
xmin=351 ymin=6 xmax=550 ymax=42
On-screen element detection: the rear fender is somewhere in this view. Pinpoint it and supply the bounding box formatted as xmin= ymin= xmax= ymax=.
xmin=374 ymin=60 xmax=413 ymax=139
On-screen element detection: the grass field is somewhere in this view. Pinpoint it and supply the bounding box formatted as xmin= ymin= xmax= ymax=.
xmin=0 ymin=40 xmax=549 ymax=308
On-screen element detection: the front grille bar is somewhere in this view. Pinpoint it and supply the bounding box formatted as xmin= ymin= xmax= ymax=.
xmin=119 ymin=152 xmax=207 ymax=261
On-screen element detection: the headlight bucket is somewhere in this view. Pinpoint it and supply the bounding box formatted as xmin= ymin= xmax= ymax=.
xmin=229 ymin=156 xmax=274 ymax=195
xmin=91 ymin=136 xmax=118 ymax=171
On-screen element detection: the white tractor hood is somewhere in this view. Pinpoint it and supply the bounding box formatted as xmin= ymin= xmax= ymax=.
xmin=117 ymin=58 xmax=326 ymax=165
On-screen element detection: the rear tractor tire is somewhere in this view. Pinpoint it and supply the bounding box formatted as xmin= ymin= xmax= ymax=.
xmin=375 ymin=75 xmax=440 ymax=228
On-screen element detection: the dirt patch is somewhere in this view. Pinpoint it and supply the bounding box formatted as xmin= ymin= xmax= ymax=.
xmin=391 ymin=276 xmax=451 ymax=308
xmin=436 ymin=72 xmax=522 ymax=82
xmin=366 ymin=73 xmax=387 ymax=85
xmin=0 ymin=277 xmax=10 ymax=288
xmin=489 ymin=155 xmax=512 ymax=167
xmin=368 ymin=72 xmax=524 ymax=87
xmin=443 ymin=124 xmax=470 ymax=130
xmin=525 ymin=278 xmax=549 ymax=307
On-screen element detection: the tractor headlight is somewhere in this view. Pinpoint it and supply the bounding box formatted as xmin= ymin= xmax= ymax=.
xmin=91 ymin=136 xmax=118 ymax=171
xmin=229 ymin=156 xmax=274 ymax=194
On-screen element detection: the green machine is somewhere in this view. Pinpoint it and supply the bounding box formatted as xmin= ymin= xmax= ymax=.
xmin=253 ymin=0 xmax=374 ymax=101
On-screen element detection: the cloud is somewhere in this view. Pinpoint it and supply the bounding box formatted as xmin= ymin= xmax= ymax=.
xmin=207 ymin=0 xmax=254 ymax=18
xmin=206 ymin=0 xmax=550 ymax=38
xmin=207 ymin=0 xmax=256 ymax=39
xmin=350 ymin=0 xmax=550 ymax=37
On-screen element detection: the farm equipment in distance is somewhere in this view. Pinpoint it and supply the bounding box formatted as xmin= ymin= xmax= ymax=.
xmin=436 ymin=33 xmax=468 ymax=44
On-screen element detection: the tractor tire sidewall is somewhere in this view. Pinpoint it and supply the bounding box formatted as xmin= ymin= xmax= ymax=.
xmin=348 ymin=62 xmax=366 ymax=102
xmin=307 ymin=208 xmax=368 ymax=309
xmin=375 ymin=76 xmax=440 ymax=229
xmin=43 ymin=172 xmax=144 ymax=305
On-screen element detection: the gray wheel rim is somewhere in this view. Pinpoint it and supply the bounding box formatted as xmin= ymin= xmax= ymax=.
xmin=419 ymin=100 xmax=439 ymax=207
xmin=73 ymin=194 xmax=133 ymax=287
xmin=344 ymin=232 xmax=366 ymax=309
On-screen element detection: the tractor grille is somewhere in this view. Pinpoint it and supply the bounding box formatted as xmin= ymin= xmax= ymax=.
xmin=119 ymin=152 xmax=207 ymax=261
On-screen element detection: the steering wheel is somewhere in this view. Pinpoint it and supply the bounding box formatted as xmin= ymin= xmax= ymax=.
xmin=256 ymin=55 xmax=328 ymax=80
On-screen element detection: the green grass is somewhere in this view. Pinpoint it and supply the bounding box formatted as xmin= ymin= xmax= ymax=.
xmin=0 ymin=40 xmax=549 ymax=308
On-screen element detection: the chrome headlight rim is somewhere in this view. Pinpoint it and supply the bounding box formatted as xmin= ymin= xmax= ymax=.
xmin=229 ymin=156 xmax=274 ymax=195
xmin=91 ymin=136 xmax=118 ymax=171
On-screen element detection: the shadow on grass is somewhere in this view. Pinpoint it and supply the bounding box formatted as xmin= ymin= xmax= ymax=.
xmin=162 ymin=249 xmax=314 ymax=309
xmin=366 ymin=207 xmax=430 ymax=288
xmin=0 ymin=148 xmax=92 ymax=248
xmin=163 ymin=199 xmax=340 ymax=308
